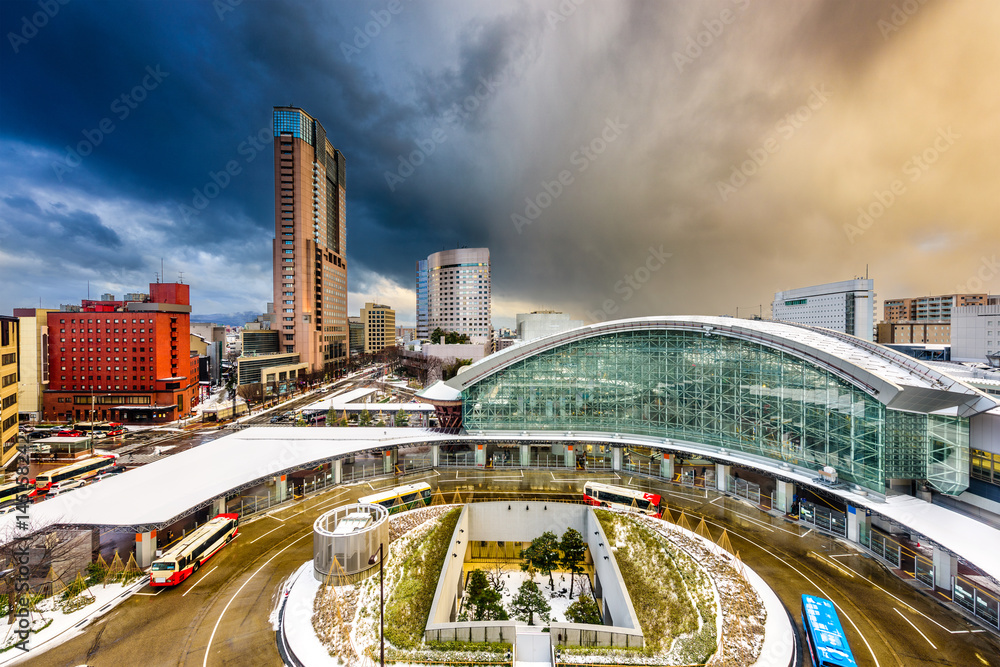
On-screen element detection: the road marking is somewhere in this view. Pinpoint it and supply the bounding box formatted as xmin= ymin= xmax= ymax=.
xmin=801 ymin=528 xmax=813 ymax=538
xmin=724 ymin=512 xmax=775 ymax=533
xmin=709 ymin=496 xmax=725 ymax=506
xmin=976 ymin=653 xmax=989 ymax=664
xmin=894 ymin=608 xmax=937 ymax=649
xmin=134 ymin=588 xmax=164 ymax=596
xmin=266 ymin=514 xmax=286 ymax=523
xmin=736 ymin=533 xmax=881 ymax=667
xmin=250 ymin=526 xmax=283 ymax=544
xmin=811 ymin=552 xmax=854 ymax=578
xmin=203 ymin=532 xmax=311 ymax=667
xmin=825 ymin=558 xmax=973 ymax=634
xmin=182 ymin=566 xmax=217 ymax=597
xmin=829 ymin=553 xmax=856 ymax=558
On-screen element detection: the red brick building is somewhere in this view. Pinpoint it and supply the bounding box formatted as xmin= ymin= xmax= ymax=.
xmin=43 ymin=283 xmax=199 ymax=424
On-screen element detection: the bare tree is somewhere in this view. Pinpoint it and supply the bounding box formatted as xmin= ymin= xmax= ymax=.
xmin=1 ymin=518 xmax=93 ymax=624
xmin=236 ymin=382 xmax=264 ymax=411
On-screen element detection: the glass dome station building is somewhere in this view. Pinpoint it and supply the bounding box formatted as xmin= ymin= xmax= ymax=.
xmin=420 ymin=316 xmax=999 ymax=500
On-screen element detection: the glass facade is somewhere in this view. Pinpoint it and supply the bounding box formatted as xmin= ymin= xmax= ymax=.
xmin=416 ymin=259 xmax=428 ymax=340
xmin=462 ymin=329 xmax=970 ymax=495
xmin=273 ymin=108 xmax=314 ymax=146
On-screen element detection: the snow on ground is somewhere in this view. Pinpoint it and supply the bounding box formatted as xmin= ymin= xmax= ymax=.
xmin=279 ymin=562 xmax=341 ymax=665
xmin=0 ymin=578 xmax=146 ymax=666
xmin=466 ymin=569 xmax=591 ymax=624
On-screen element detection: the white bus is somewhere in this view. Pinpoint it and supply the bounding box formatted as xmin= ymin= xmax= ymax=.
xmin=150 ymin=513 xmax=240 ymax=586
xmin=34 ymin=455 xmax=118 ymax=494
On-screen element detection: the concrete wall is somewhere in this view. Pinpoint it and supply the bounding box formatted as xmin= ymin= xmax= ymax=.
xmin=585 ymin=510 xmax=640 ymax=632
xmin=428 ymin=505 xmax=471 ymax=624
xmin=549 ymin=622 xmax=643 ymax=648
xmin=425 ymin=502 xmax=642 ymax=647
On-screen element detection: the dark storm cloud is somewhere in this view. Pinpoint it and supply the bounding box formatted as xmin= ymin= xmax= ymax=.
xmin=1 ymin=0 xmax=997 ymax=321
xmin=0 ymin=194 xmax=136 ymax=271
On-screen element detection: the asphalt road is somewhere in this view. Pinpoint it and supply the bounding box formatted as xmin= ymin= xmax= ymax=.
xmin=24 ymin=470 xmax=1000 ymax=667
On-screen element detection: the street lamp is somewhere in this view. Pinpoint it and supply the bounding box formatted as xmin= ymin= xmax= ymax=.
xmin=368 ymin=543 xmax=384 ymax=667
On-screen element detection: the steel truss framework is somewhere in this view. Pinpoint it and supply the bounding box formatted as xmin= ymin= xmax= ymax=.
xmin=461 ymin=329 xmax=969 ymax=495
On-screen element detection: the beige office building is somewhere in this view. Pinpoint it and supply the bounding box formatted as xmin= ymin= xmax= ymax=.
xmin=362 ymin=303 xmax=395 ymax=354
xmin=878 ymin=293 xmax=989 ymax=345
xmin=12 ymin=308 xmax=54 ymax=423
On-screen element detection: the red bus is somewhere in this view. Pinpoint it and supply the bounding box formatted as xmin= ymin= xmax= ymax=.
xmin=583 ymin=482 xmax=662 ymax=517
xmin=149 ymin=514 xmax=240 ymax=586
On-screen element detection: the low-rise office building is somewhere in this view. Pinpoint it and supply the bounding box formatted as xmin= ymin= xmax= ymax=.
xmin=362 ymin=303 xmax=395 ymax=354
xmin=1 ymin=316 xmax=19 ymax=468
xmin=951 ymin=304 xmax=1000 ymax=363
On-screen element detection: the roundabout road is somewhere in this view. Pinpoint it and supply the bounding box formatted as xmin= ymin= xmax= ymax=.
xmin=28 ymin=470 xmax=1000 ymax=667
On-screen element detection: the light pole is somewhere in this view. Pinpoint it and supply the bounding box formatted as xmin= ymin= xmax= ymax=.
xmin=368 ymin=543 xmax=384 ymax=667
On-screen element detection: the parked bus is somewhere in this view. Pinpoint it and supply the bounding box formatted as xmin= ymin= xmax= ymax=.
xmin=34 ymin=455 xmax=118 ymax=494
xmin=583 ymin=482 xmax=661 ymax=517
xmin=74 ymin=422 xmax=127 ymax=438
xmin=0 ymin=481 xmax=33 ymax=506
xmin=149 ymin=513 xmax=240 ymax=586
xmin=801 ymin=594 xmax=857 ymax=667
xmin=359 ymin=482 xmax=432 ymax=513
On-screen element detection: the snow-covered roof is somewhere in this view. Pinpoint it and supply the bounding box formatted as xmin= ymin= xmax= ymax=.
xmin=441 ymin=316 xmax=997 ymax=417
xmin=6 ymin=426 xmax=1000 ymax=582
xmin=305 ymin=402 xmax=434 ymax=412
xmin=415 ymin=380 xmax=462 ymax=402
xmin=8 ymin=427 xmax=446 ymax=530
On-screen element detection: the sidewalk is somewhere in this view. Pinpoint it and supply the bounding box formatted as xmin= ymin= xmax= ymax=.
xmin=1 ymin=577 xmax=147 ymax=665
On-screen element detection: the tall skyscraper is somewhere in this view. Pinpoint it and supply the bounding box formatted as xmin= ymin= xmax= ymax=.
xmin=422 ymin=248 xmax=491 ymax=343
xmin=272 ymin=106 xmax=348 ymax=374
xmin=772 ymin=278 xmax=875 ymax=341
xmin=415 ymin=259 xmax=429 ymax=340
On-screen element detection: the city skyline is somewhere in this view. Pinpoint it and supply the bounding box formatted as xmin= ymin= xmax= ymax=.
xmin=2 ymin=1 xmax=998 ymax=328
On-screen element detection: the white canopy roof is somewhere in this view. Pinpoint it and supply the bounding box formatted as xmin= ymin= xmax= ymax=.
xmin=7 ymin=427 xmax=1000 ymax=583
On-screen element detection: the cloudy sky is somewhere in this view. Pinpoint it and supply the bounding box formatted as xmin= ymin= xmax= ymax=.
xmin=1 ymin=0 xmax=997 ymax=327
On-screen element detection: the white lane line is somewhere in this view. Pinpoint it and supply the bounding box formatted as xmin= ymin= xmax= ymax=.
xmin=725 ymin=513 xmax=775 ymax=533
xmin=709 ymin=496 xmax=725 ymax=506
xmin=182 ymin=566 xmax=217 ymax=597
xmin=133 ymin=588 xmax=164 ymax=596
xmin=894 ymin=607 xmax=937 ymax=649
xmin=266 ymin=514 xmax=286 ymax=523
xmin=825 ymin=559 xmax=973 ymax=634
xmin=203 ymin=532 xmax=311 ymax=667
xmin=829 ymin=553 xmax=857 ymax=558
xmin=250 ymin=525 xmax=283 ymax=544
xmin=801 ymin=528 xmax=813 ymax=538
xmin=737 ymin=534 xmax=881 ymax=667
xmin=812 ymin=552 xmax=855 ymax=578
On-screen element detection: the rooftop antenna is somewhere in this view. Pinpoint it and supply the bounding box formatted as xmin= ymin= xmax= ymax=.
xmin=87 ymin=280 xmax=90 ymax=300
xmin=160 ymin=258 xmax=164 ymax=283
xmin=178 ymin=272 xmax=184 ymax=284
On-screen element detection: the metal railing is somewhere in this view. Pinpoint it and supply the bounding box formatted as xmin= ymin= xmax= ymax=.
xmin=799 ymin=500 xmax=847 ymax=538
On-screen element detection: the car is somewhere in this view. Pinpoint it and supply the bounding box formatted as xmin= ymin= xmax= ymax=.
xmin=269 ymin=416 xmax=282 ymax=423
xmin=105 ymin=428 xmax=127 ymax=437
xmin=54 ymin=430 xmax=85 ymax=437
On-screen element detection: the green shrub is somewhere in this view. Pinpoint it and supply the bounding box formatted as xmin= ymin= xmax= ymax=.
xmin=383 ymin=507 xmax=461 ymax=648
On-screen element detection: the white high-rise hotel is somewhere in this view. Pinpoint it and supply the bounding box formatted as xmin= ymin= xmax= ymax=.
xmin=417 ymin=248 xmax=491 ymax=343
xmin=772 ymin=278 xmax=875 ymax=341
